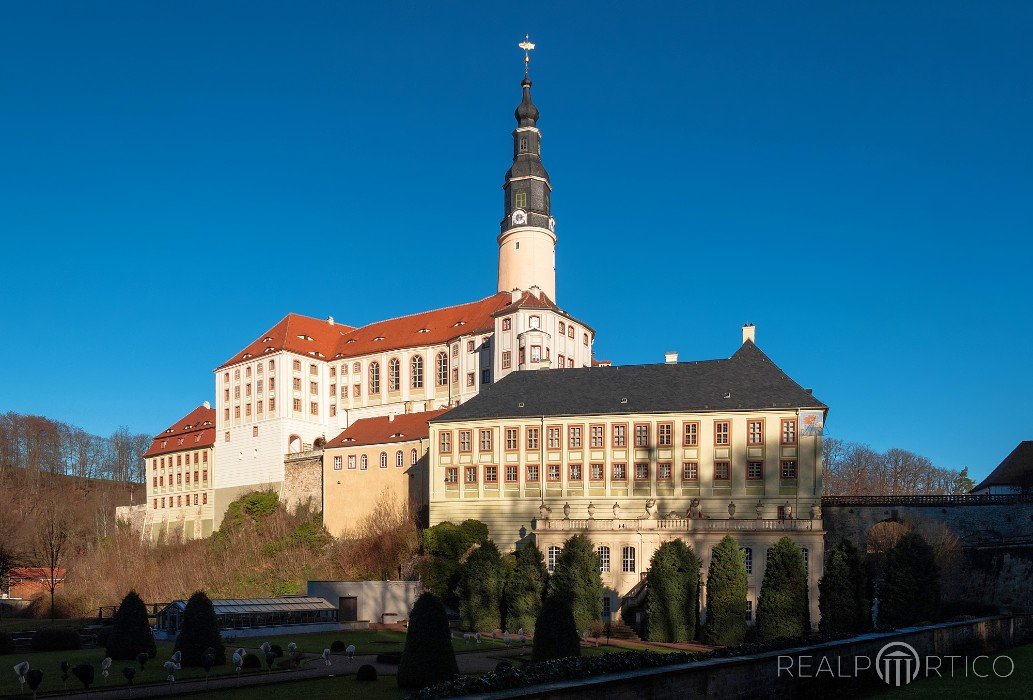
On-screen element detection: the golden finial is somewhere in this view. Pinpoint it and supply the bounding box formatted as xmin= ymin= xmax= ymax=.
xmin=518 ymin=35 xmax=536 ymax=76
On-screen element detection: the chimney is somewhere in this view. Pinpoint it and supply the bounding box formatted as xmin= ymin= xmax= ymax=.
xmin=529 ymin=284 xmax=541 ymax=299
xmin=510 ymin=289 xmax=521 ymax=303
xmin=202 ymin=400 xmax=211 ymax=409
xmin=539 ymin=358 xmax=552 ymax=370
xmin=388 ymin=412 xmax=395 ymax=422
xmin=664 ymin=351 xmax=678 ymax=364
xmin=742 ymin=323 xmax=756 ymax=344
xmin=327 ymin=316 xmax=335 ymax=325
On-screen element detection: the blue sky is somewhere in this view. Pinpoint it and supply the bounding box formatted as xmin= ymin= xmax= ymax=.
xmin=1 ymin=2 xmax=1030 ymax=481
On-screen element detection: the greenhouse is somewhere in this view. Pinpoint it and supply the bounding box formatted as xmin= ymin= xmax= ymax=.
xmin=155 ymin=596 xmax=338 ymax=634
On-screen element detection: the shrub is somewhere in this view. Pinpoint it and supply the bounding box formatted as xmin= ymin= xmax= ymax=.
xmin=0 ymin=631 xmax=14 ymax=655
xmin=173 ymin=591 xmax=226 ymax=667
xmin=330 ymin=640 xmax=346 ymax=653
xmin=106 ymin=590 xmax=157 ymax=660
xmin=701 ymin=535 xmax=747 ymax=646
xmin=458 ymin=541 xmax=505 ymax=631
xmin=504 ymin=544 xmax=548 ymax=633
xmin=241 ymin=652 xmax=262 ymax=670
xmin=880 ymin=531 xmax=940 ymax=628
xmin=547 ymin=535 xmax=603 ymax=633
xmin=819 ymin=539 xmax=869 ymax=635
xmin=356 ymin=664 xmax=378 ymax=681
xmin=418 ymin=520 xmax=490 ymax=610
xmin=755 ymin=537 xmax=809 ymax=641
xmin=531 ymin=596 xmax=581 ymax=663
xmin=645 ymin=540 xmax=701 ymax=642
xmin=31 ymin=627 xmax=81 ymax=651
xmin=397 ymin=592 xmax=459 ymax=689
xmin=269 ymin=643 xmax=284 ymax=658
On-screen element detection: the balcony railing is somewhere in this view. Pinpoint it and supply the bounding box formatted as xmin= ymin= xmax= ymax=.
xmin=534 ymin=517 xmax=821 ymax=533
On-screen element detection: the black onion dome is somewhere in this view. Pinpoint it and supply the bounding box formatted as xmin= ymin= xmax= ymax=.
xmin=515 ymin=76 xmax=539 ymax=127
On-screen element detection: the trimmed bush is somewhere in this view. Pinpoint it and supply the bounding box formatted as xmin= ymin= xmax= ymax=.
xmin=269 ymin=643 xmax=284 ymax=658
xmin=701 ymin=535 xmax=747 ymax=646
xmin=644 ymin=540 xmax=701 ymax=642
xmin=0 ymin=631 xmax=14 ymax=655
xmin=330 ymin=639 xmax=346 ymax=653
xmin=755 ymin=537 xmax=809 ymax=641
xmin=819 ymin=539 xmax=869 ymax=635
xmin=356 ymin=664 xmax=378 ymax=681
xmin=547 ymin=535 xmax=603 ymax=633
xmin=458 ymin=541 xmax=505 ymax=631
xmin=880 ymin=531 xmax=940 ymax=628
xmin=106 ymin=590 xmax=157 ymax=660
xmin=504 ymin=544 xmax=548 ymax=633
xmin=397 ymin=592 xmax=459 ymax=690
xmin=241 ymin=652 xmax=262 ymax=670
xmin=531 ymin=596 xmax=581 ymax=663
xmin=31 ymin=627 xmax=81 ymax=651
xmin=173 ymin=591 xmax=226 ymax=667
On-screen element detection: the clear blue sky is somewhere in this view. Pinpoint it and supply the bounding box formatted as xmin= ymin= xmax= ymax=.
xmin=1 ymin=2 xmax=1030 ymax=482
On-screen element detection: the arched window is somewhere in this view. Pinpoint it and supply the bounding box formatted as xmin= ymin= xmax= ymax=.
xmin=380 ymin=451 xmax=388 ymax=468
xmin=411 ymin=355 xmax=424 ymax=388
xmin=388 ymin=358 xmax=400 ymax=391
xmin=411 ymin=448 xmax=418 ymax=465
xmin=547 ymin=545 xmax=561 ymax=572
xmin=360 ymin=455 xmax=368 ymax=470
xmin=395 ymin=450 xmax=404 ymax=467
xmin=597 ymin=546 xmax=611 ymax=573
xmin=369 ymin=362 xmax=380 ymax=394
xmin=436 ymin=352 xmax=448 ymax=386
xmin=621 ymin=546 xmax=636 ymax=573
xmin=288 ymin=435 xmax=302 ymax=454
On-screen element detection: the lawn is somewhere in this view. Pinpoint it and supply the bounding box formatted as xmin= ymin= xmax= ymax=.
xmin=859 ymin=644 xmax=1031 ymax=699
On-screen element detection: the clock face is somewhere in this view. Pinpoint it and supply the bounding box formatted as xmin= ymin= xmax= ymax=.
xmin=512 ymin=209 xmax=527 ymax=226
xmin=548 ymin=217 xmax=556 ymax=232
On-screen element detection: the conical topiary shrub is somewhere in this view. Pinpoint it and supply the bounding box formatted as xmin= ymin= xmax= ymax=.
xmin=701 ymin=535 xmax=748 ymax=646
xmin=173 ymin=591 xmax=226 ymax=667
xmin=397 ymin=592 xmax=459 ymax=690
xmin=531 ymin=595 xmax=581 ymax=662
xmin=106 ymin=590 xmax=157 ymax=660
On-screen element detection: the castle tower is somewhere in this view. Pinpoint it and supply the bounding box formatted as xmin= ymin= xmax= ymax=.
xmin=497 ymin=48 xmax=557 ymax=301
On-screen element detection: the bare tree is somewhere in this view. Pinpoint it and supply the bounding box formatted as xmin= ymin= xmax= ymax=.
xmin=823 ymin=438 xmax=967 ymax=497
xmin=34 ymin=509 xmax=70 ymax=620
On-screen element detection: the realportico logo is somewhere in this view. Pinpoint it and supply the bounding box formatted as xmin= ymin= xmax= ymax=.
xmin=875 ymin=642 xmax=921 ymax=686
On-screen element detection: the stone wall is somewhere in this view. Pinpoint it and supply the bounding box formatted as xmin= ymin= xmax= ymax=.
xmin=282 ymin=451 xmax=323 ymax=514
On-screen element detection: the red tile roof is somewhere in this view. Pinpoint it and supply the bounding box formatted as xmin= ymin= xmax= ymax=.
xmin=325 ymin=409 xmax=450 ymax=449
xmin=219 ymin=313 xmax=356 ymax=370
xmin=492 ymin=289 xmax=595 ymax=333
xmin=143 ymin=404 xmax=217 ymax=458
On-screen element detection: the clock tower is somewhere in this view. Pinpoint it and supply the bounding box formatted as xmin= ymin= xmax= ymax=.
xmin=497 ymin=57 xmax=557 ymax=301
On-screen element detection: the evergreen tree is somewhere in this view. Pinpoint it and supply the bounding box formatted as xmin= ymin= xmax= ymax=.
xmin=644 ymin=540 xmax=701 ymax=642
xmin=397 ymin=593 xmax=459 ymax=690
xmin=879 ymin=531 xmax=940 ymax=628
xmin=755 ymin=537 xmax=809 ymax=641
xmin=418 ymin=520 xmax=490 ymax=610
xmin=504 ymin=544 xmax=548 ymax=633
xmin=701 ymin=535 xmax=747 ymax=646
xmin=547 ymin=534 xmax=603 ymax=633
xmin=819 ymin=539 xmax=869 ymax=635
xmin=173 ymin=591 xmax=225 ymax=667
xmin=106 ymin=590 xmax=157 ymax=660
xmin=457 ymin=541 xmax=505 ymax=631
xmin=531 ymin=595 xmax=581 ymax=662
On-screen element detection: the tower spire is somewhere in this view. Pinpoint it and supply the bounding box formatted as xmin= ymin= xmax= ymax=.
xmin=519 ymin=35 xmax=535 ymax=76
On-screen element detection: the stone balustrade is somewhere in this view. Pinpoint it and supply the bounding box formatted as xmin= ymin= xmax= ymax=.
xmin=534 ymin=516 xmax=821 ymax=533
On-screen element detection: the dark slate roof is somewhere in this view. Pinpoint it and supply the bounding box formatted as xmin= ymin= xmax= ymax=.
xmin=432 ymin=341 xmax=827 ymax=423
xmin=973 ymin=441 xmax=1033 ymax=492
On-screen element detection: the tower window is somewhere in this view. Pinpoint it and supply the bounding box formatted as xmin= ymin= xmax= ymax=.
xmin=519 ymin=136 xmax=528 ymax=152
xmin=514 ymin=191 xmax=527 ymax=209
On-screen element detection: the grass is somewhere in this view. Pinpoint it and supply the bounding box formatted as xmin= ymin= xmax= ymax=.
xmin=187 ymin=675 xmax=405 ymax=700
xmin=858 ymin=643 xmax=1031 ymax=699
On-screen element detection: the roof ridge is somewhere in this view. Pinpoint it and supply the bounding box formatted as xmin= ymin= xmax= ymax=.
xmin=342 ymin=292 xmax=509 ymax=332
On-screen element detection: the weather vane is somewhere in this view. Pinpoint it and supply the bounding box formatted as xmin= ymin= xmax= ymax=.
xmin=518 ymin=35 xmax=535 ymax=75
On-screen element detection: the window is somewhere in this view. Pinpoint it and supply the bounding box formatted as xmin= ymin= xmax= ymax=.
xmin=568 ymin=326 xmax=574 ymax=339
xmin=348 ymin=455 xmax=356 ymax=469
xmin=526 ymin=464 xmax=540 ymax=482
xmin=568 ymin=425 xmax=582 ymax=448
xmin=514 ymin=190 xmax=527 ymax=209
xmin=269 ymin=360 xmax=275 ymax=372
xmin=612 ymin=463 xmax=627 ymax=480
xmin=746 ymin=599 xmax=753 ymax=623
xmin=292 ymin=359 xmax=301 ymax=371
xmin=613 ymin=424 xmax=627 ymax=448
xmin=547 ymin=426 xmax=561 ymax=449
xmin=352 ymin=384 xmax=360 ymax=398
xmin=590 ymin=425 xmax=604 ymax=448
xmin=479 ymin=429 xmax=492 ymax=452
xmin=547 ymin=464 xmax=561 ymax=481
xmin=388 ymin=358 xmax=400 ymax=391
xmin=465 ymin=466 xmax=477 ymax=484
xmin=234 ymin=368 xmax=240 ymax=380
xmin=245 ymin=383 xmax=252 ymax=397
xmin=452 ymin=368 xmax=459 ymax=383
xmin=590 ymin=463 xmax=604 ymax=481
xmin=310 ymin=381 xmax=318 ymax=394
xmin=568 ymin=463 xmax=582 ymax=481
xmin=526 ymin=427 xmax=540 ymax=450
xmin=328 ymin=366 xmax=334 ymax=378
xmin=658 ymin=422 xmax=672 ymax=446
xmin=505 ymin=428 xmax=518 ymax=450
xmin=193 ymin=494 xmax=199 ymax=506
xmin=558 ymin=321 xmax=565 ymax=335
xmin=333 ymin=456 xmax=343 ymax=471
xmin=748 ymin=420 xmax=764 ymax=445
xmin=715 ymin=421 xmax=730 ymax=445
xmin=502 ymin=317 xmax=511 ymax=331
xmin=683 ymin=462 xmax=699 ymax=480
xmin=257 ymin=400 xmax=263 ymax=414
xmin=411 ymin=356 xmax=424 ymax=388
xmin=411 ymin=449 xmax=418 ymax=465
xmin=530 ymin=345 xmax=542 ymax=362
xmin=467 ymin=372 xmax=475 ymax=387
xmin=202 ymin=469 xmax=207 ymax=482
xmin=309 ymin=364 xmax=317 ymax=376
xmin=234 ymin=406 xmax=240 ymax=419
xmin=622 ymin=546 xmax=636 ymax=573
xmin=395 ymin=450 xmax=404 ymax=467
xmin=634 ymin=424 xmax=649 ymax=447
xmin=780 ymin=460 xmax=798 ymax=479
xmin=292 ymin=377 xmax=301 ymax=391
xmin=360 ymin=455 xmax=368 ymax=470
xmin=330 ymin=404 xmax=336 ymax=417
xmin=459 ymin=430 xmax=472 ymax=452
xmin=802 ymin=548 xmax=809 ymax=572
xmin=747 ymin=461 xmax=763 ymax=480
xmin=528 ymin=315 xmax=540 ymax=329
xmin=224 ymin=407 xmax=230 ymax=420
xmin=558 ymin=354 xmax=564 ymax=367
xmin=547 ymin=545 xmax=560 ymax=572
xmin=352 ymin=362 xmax=360 ymax=373
xmin=452 ymin=344 xmax=458 ymax=357
xmin=369 ymin=362 xmax=380 ymax=394
xmin=634 ymin=462 xmax=649 ymax=480
xmin=485 ymin=465 xmax=498 ymax=483
xmin=436 ymin=353 xmax=448 ymax=386
xmin=742 ymin=547 xmax=753 ymax=574
xmin=502 ymin=351 xmax=512 ymax=369
xmin=269 ymin=377 xmax=275 ymax=391
xmin=584 ymin=332 xmax=589 ymax=346
xmin=252 ymin=425 xmax=258 ymax=438
xmin=714 ymin=461 xmax=730 ymax=480
xmin=597 ymin=546 xmax=611 ymax=573
xmin=781 ymin=419 xmax=798 ymax=445
xmin=658 ymin=462 xmax=672 ymax=480
xmin=568 ymin=357 xmax=574 ymax=368
xmin=310 ymin=401 xmax=318 ymax=416
xmin=153 ymin=499 xmax=157 ymax=509
xmin=379 ymin=452 xmax=388 ymax=468
xmin=445 ymin=467 xmax=458 ymax=484
xmin=505 ymin=465 xmax=518 ymax=482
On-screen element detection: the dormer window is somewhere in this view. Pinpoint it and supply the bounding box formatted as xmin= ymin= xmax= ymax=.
xmin=373 ymin=336 xmax=385 ymax=342
xmin=418 ymin=328 xmax=430 ymax=333
xmin=262 ymin=336 xmax=273 ymax=343
xmin=453 ymin=321 xmax=466 ymax=327
xmin=296 ymin=334 xmax=314 ymax=341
